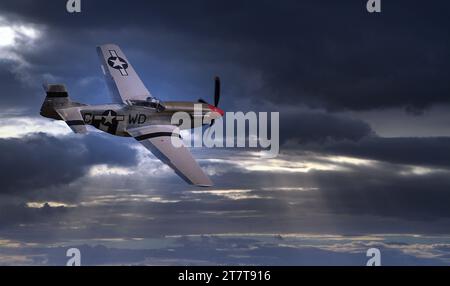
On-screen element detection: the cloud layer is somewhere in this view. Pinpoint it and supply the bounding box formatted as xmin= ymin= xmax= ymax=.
xmin=0 ymin=0 xmax=450 ymax=265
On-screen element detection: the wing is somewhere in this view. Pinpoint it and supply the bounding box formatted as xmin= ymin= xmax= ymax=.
xmin=127 ymin=125 xmax=213 ymax=187
xmin=97 ymin=44 xmax=153 ymax=104
xmin=56 ymin=107 xmax=87 ymax=134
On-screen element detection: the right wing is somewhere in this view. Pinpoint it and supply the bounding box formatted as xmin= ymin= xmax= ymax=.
xmin=127 ymin=125 xmax=213 ymax=187
xmin=97 ymin=44 xmax=154 ymax=104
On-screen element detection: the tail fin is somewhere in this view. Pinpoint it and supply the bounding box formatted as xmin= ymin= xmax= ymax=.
xmin=40 ymin=84 xmax=87 ymax=134
xmin=40 ymin=84 xmax=71 ymax=120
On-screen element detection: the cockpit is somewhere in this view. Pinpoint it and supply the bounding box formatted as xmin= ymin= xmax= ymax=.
xmin=126 ymin=97 xmax=165 ymax=112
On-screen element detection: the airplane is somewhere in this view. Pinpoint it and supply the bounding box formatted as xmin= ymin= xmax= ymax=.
xmin=40 ymin=44 xmax=224 ymax=187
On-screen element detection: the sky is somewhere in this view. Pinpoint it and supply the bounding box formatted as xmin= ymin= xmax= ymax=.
xmin=1 ymin=0 xmax=450 ymax=265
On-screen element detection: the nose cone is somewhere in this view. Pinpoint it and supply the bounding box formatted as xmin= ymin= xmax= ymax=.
xmin=207 ymin=104 xmax=224 ymax=117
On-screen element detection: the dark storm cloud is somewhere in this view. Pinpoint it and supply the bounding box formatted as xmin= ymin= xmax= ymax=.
xmin=213 ymin=166 xmax=450 ymax=224
xmin=1 ymin=0 xmax=450 ymax=112
xmin=0 ymin=203 xmax=69 ymax=230
xmin=0 ymin=133 xmax=137 ymax=194
xmin=0 ymin=74 xmax=34 ymax=110
xmin=280 ymin=110 xmax=375 ymax=144
xmin=311 ymin=167 xmax=450 ymax=221
xmin=0 ymin=131 xmax=138 ymax=233
xmin=276 ymin=109 xmax=450 ymax=173
xmin=308 ymin=137 xmax=450 ymax=169
xmin=278 ymin=110 xmax=450 ymax=170
xmin=1 ymin=161 xmax=447 ymax=239
xmin=1 ymin=152 xmax=450 ymax=251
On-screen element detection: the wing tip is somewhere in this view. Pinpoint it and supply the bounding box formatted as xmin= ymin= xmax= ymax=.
xmin=195 ymin=182 xmax=213 ymax=187
xmin=97 ymin=43 xmax=120 ymax=50
xmin=192 ymin=176 xmax=214 ymax=187
xmin=186 ymin=176 xmax=213 ymax=187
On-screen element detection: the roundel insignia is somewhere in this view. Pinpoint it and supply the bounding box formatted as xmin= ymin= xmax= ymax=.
xmin=107 ymin=56 xmax=129 ymax=71
xmin=101 ymin=110 xmax=117 ymax=126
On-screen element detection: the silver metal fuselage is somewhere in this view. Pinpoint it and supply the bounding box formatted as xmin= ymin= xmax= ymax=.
xmin=77 ymin=101 xmax=212 ymax=137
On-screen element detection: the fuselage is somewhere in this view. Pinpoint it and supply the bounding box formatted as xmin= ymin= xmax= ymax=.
xmin=75 ymin=101 xmax=220 ymax=137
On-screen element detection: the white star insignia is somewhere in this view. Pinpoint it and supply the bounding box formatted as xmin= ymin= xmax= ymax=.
xmin=103 ymin=111 xmax=115 ymax=124
xmin=111 ymin=58 xmax=125 ymax=69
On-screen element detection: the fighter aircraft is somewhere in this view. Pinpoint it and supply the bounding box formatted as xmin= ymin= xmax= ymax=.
xmin=40 ymin=44 xmax=224 ymax=187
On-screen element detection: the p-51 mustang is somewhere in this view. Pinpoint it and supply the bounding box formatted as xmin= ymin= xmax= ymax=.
xmin=40 ymin=44 xmax=224 ymax=187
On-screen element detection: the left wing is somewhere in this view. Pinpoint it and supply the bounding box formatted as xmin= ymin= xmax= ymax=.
xmin=97 ymin=44 xmax=153 ymax=104
xmin=127 ymin=125 xmax=213 ymax=187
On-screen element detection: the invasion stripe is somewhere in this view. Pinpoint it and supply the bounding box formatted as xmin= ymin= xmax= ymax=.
xmin=135 ymin=132 xmax=181 ymax=141
xmin=66 ymin=120 xmax=85 ymax=126
xmin=46 ymin=92 xmax=69 ymax=98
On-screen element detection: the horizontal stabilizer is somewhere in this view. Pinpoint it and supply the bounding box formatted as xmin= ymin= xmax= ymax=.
xmin=56 ymin=107 xmax=87 ymax=134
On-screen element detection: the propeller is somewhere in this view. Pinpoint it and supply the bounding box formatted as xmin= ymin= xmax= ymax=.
xmin=214 ymin=76 xmax=220 ymax=107
xmin=198 ymin=76 xmax=223 ymax=142
xmin=197 ymin=76 xmax=222 ymax=127
xmin=209 ymin=76 xmax=221 ymax=128
xmin=198 ymin=76 xmax=220 ymax=107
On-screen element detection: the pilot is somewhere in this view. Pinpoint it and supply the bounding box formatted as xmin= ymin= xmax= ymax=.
xmin=146 ymin=97 xmax=165 ymax=112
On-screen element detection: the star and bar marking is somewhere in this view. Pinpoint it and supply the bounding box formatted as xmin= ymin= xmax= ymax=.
xmin=107 ymin=50 xmax=129 ymax=76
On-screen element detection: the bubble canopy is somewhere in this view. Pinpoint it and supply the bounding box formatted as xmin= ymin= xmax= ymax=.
xmin=126 ymin=97 xmax=165 ymax=111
